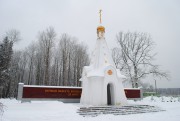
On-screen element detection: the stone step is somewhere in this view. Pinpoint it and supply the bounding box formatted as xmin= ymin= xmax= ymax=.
xmin=77 ymin=105 xmax=165 ymax=117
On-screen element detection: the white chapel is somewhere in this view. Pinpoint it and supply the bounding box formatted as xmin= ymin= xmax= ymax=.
xmin=80 ymin=10 xmax=127 ymax=106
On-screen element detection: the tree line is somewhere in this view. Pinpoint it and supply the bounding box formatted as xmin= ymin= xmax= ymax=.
xmin=0 ymin=28 xmax=170 ymax=98
xmin=0 ymin=27 xmax=89 ymax=98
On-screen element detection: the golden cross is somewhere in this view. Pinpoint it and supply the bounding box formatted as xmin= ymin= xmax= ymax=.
xmin=99 ymin=9 xmax=102 ymax=24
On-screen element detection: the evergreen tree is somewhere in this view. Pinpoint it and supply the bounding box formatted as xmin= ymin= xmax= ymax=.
xmin=0 ymin=37 xmax=13 ymax=85
xmin=0 ymin=37 xmax=13 ymax=97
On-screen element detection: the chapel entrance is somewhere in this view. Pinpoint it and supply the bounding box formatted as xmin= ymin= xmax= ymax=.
xmin=107 ymin=83 xmax=114 ymax=105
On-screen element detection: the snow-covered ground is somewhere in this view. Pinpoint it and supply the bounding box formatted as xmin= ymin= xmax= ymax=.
xmin=0 ymin=96 xmax=180 ymax=121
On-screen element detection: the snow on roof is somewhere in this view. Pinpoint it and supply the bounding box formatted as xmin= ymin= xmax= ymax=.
xmin=90 ymin=37 xmax=116 ymax=70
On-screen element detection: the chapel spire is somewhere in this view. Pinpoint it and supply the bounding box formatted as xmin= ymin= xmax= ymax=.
xmin=97 ymin=9 xmax=105 ymax=38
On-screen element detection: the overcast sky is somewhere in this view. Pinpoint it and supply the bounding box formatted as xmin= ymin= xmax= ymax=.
xmin=0 ymin=0 xmax=180 ymax=88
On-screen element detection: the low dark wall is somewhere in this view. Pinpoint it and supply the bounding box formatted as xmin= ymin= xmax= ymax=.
xmin=124 ymin=89 xmax=141 ymax=98
xmin=22 ymin=86 xmax=141 ymax=99
xmin=23 ymin=87 xmax=81 ymax=99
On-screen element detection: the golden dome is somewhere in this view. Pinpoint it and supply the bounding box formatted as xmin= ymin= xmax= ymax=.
xmin=97 ymin=25 xmax=105 ymax=33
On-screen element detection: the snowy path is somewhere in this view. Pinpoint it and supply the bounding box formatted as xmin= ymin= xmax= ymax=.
xmin=0 ymin=97 xmax=180 ymax=121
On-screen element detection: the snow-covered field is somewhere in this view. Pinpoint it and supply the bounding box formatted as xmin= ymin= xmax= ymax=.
xmin=0 ymin=96 xmax=180 ymax=121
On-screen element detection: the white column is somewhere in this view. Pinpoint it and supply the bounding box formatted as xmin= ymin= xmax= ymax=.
xmin=17 ymin=83 xmax=24 ymax=101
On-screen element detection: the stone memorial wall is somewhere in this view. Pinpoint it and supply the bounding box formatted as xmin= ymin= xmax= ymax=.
xmin=17 ymin=83 xmax=143 ymax=103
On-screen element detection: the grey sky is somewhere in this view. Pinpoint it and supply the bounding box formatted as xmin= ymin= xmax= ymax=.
xmin=0 ymin=0 xmax=180 ymax=88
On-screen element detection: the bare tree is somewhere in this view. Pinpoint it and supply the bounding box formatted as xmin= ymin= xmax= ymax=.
xmin=114 ymin=31 xmax=169 ymax=88
xmin=112 ymin=47 xmax=125 ymax=71
xmin=50 ymin=56 xmax=59 ymax=86
xmin=38 ymin=27 xmax=56 ymax=85
xmin=58 ymin=34 xmax=89 ymax=86
xmin=34 ymin=46 xmax=44 ymax=85
xmin=59 ymin=34 xmax=71 ymax=86
xmin=74 ymin=43 xmax=89 ymax=86
xmin=19 ymin=51 xmax=28 ymax=83
xmin=26 ymin=43 xmax=37 ymax=85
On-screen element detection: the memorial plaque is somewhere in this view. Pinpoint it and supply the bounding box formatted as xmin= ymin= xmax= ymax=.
xmin=22 ymin=87 xmax=82 ymax=98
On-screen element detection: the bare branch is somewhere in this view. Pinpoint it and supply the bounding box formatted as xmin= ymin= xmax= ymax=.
xmin=114 ymin=31 xmax=170 ymax=88
xmin=6 ymin=29 xmax=21 ymax=43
